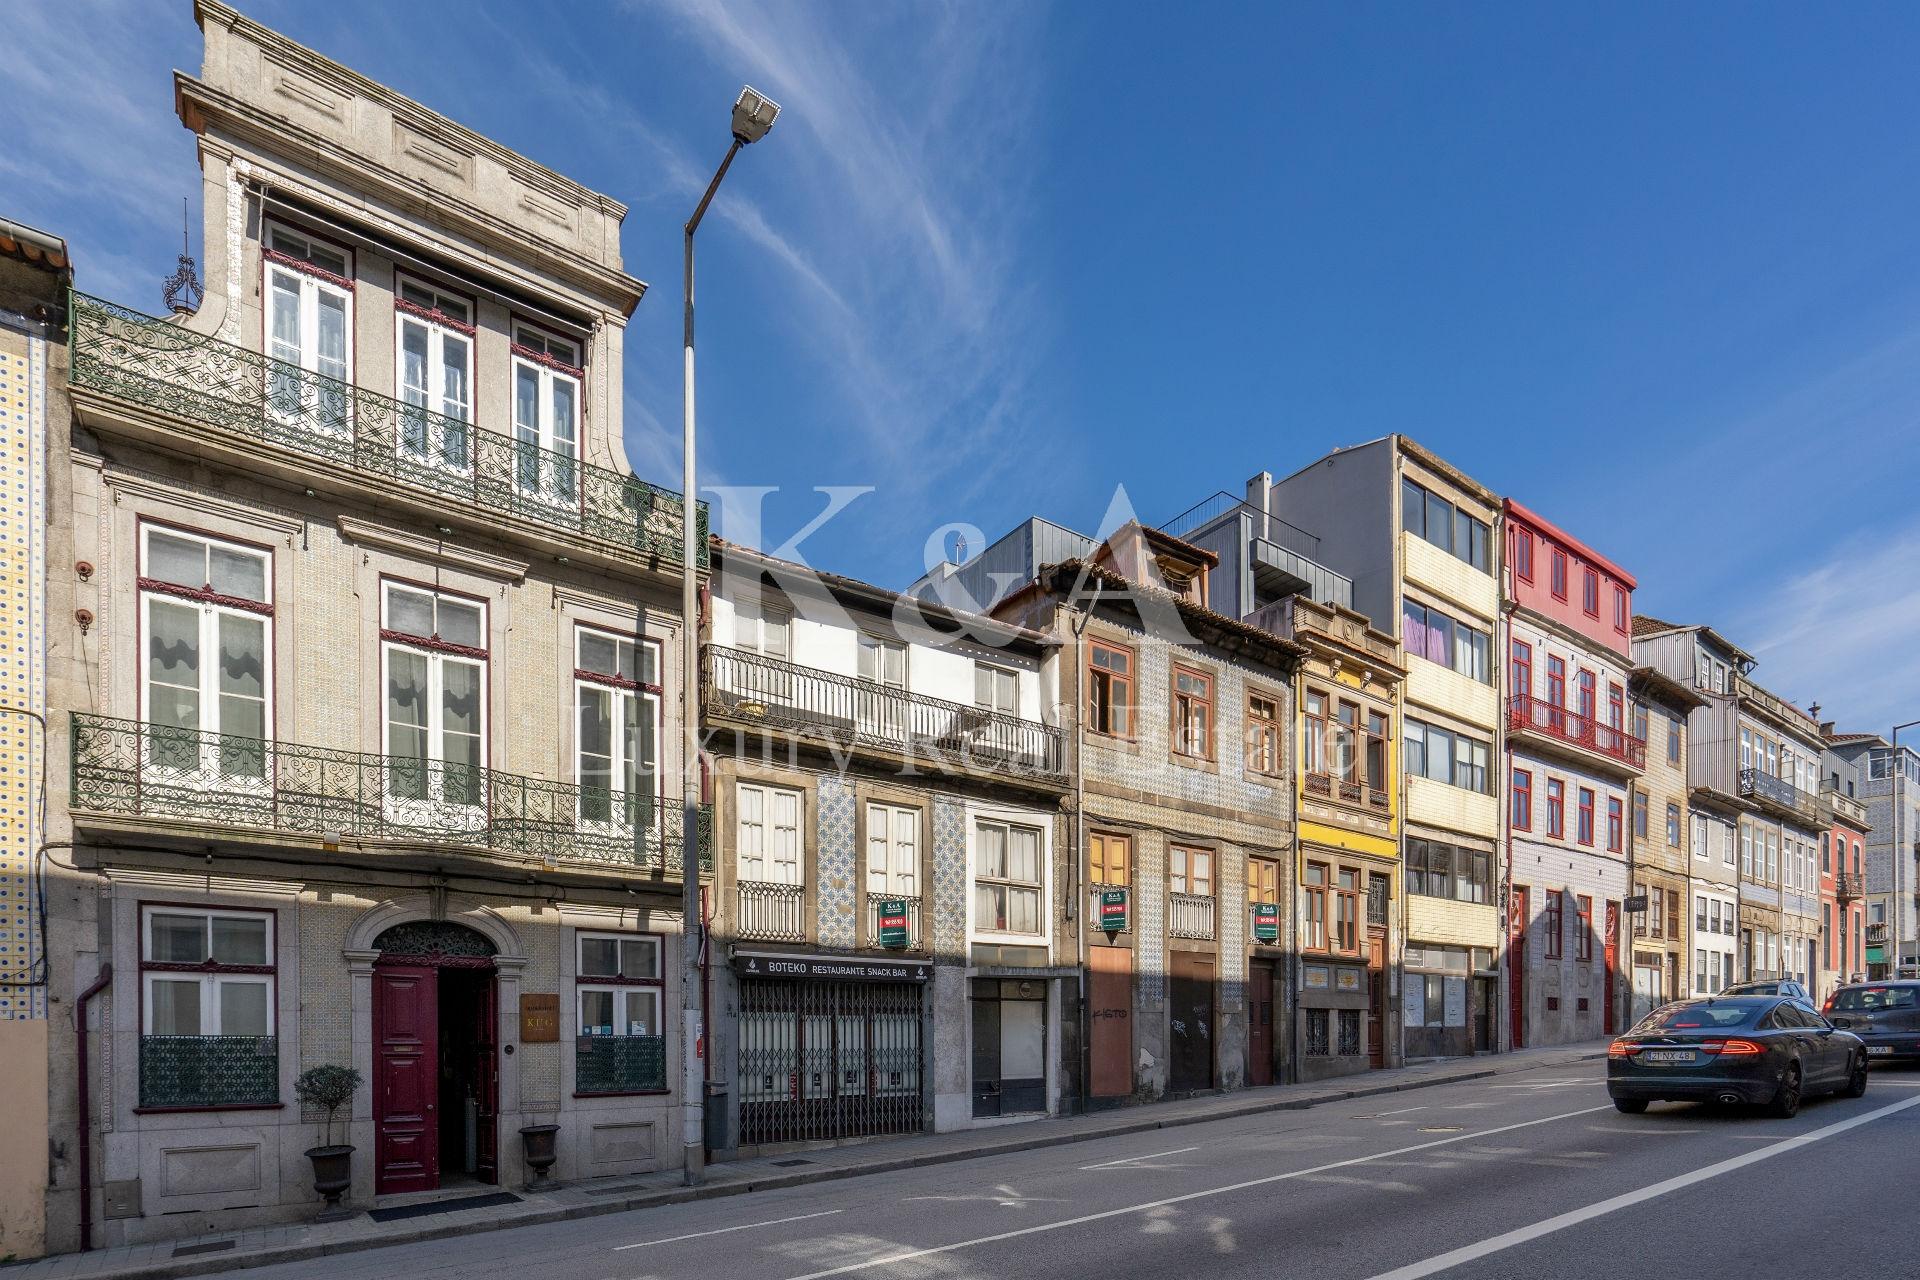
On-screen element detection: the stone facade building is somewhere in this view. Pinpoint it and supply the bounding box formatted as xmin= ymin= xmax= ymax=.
xmin=1827 ymin=734 xmax=1920 ymax=979
xmin=700 ymin=541 xmax=1067 ymax=1148
xmin=1628 ymin=666 xmax=1705 ymax=1018
xmin=43 ymin=4 xmax=704 ymax=1248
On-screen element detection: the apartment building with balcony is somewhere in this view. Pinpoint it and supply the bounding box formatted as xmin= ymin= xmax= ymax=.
xmin=1815 ymin=736 xmax=1869 ymax=999
xmin=0 ymin=218 xmax=70 ymax=1261
xmin=702 ymin=542 xmax=1067 ymax=1146
xmin=949 ymin=519 xmax=1302 ymax=1101
xmin=1628 ymin=666 xmax=1706 ymax=1019
xmin=42 ymin=5 xmax=707 ymax=1248
xmin=1268 ymin=439 xmax=1502 ymax=1058
xmin=1502 ymin=501 xmax=1640 ymax=1045
xmin=1632 ymin=618 xmax=1826 ymax=991
xmin=1168 ymin=478 xmax=1404 ymax=1081
xmin=1825 ymin=733 xmax=1920 ymax=979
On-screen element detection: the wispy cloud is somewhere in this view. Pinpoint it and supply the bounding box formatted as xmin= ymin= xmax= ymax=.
xmin=1729 ymin=520 xmax=1920 ymax=732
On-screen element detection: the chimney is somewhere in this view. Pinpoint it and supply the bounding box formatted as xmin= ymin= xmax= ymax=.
xmin=1245 ymin=471 xmax=1273 ymax=543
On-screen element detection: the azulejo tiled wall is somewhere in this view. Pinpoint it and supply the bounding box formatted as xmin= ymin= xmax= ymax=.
xmin=932 ymin=797 xmax=967 ymax=960
xmin=816 ymin=775 xmax=857 ymax=948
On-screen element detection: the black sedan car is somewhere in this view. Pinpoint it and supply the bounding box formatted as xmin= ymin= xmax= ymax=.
xmin=1607 ymin=996 xmax=1867 ymax=1117
xmin=1825 ymin=981 xmax=1920 ymax=1063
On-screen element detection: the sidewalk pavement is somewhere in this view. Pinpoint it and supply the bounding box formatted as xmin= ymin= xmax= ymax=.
xmin=7 ymin=1042 xmax=1606 ymax=1280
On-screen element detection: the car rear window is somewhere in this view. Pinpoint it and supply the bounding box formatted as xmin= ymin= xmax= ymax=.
xmin=1832 ymin=987 xmax=1919 ymax=1012
xmin=1636 ymin=1003 xmax=1760 ymax=1031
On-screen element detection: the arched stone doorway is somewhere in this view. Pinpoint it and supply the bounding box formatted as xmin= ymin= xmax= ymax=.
xmin=371 ymin=920 xmax=501 ymax=1194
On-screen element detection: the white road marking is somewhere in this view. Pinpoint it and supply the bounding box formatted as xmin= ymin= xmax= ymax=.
xmin=771 ymin=1105 xmax=1611 ymax=1280
xmin=1079 ymin=1146 xmax=1200 ymax=1169
xmin=1871 ymin=1079 xmax=1920 ymax=1087
xmin=613 ymin=1209 xmax=844 ymax=1250
xmin=1374 ymin=1105 xmax=1427 ymax=1115
xmin=1360 ymin=1092 xmax=1920 ymax=1280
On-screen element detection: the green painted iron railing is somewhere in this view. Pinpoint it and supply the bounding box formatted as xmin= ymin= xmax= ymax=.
xmin=139 ymin=1035 xmax=279 ymax=1108
xmin=575 ymin=1034 xmax=668 ymax=1094
xmin=68 ymin=291 xmax=707 ymax=569
xmin=72 ymin=713 xmax=711 ymax=874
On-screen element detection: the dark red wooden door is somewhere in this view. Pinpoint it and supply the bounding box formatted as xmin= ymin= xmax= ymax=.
xmin=1246 ymin=960 xmax=1274 ymax=1086
xmin=473 ymin=977 xmax=499 ymax=1184
xmin=374 ymin=966 xmax=438 ymax=1195
xmin=1508 ymin=887 xmax=1529 ymax=1050
xmin=1366 ymin=929 xmax=1387 ymax=1068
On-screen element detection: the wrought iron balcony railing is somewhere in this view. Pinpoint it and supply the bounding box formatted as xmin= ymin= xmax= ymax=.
xmin=68 ymin=292 xmax=706 ymax=569
xmin=704 ymin=645 xmax=1066 ymax=781
xmin=1168 ymin=892 xmax=1216 ymax=940
xmin=737 ymin=880 xmax=807 ymax=942
xmin=139 ymin=1035 xmax=278 ymax=1109
xmin=1506 ymin=694 xmax=1646 ymax=770
xmin=1835 ymin=872 xmax=1864 ymax=901
xmin=1304 ymin=770 xmax=1390 ymax=811
xmin=1737 ymin=767 xmax=1816 ymax=821
xmin=1867 ymin=922 xmax=1888 ymax=945
xmin=70 ymin=713 xmax=710 ymax=874
xmin=575 ymin=1034 xmax=667 ymax=1094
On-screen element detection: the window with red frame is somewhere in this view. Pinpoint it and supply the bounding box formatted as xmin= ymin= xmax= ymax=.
xmin=1612 ymin=585 xmax=1628 ymax=632
xmin=1546 ymin=656 xmax=1566 ymax=708
xmin=1512 ymin=769 xmax=1533 ymax=831
xmin=1511 ymin=640 xmax=1532 ymax=700
xmin=1575 ymin=895 xmax=1593 ymax=961
xmin=1577 ymin=787 xmax=1595 ymax=845
xmin=1607 ymin=682 xmax=1624 ymax=731
xmin=1550 ymin=548 xmax=1568 ymax=600
xmin=1514 ymin=528 xmax=1534 ymax=582
xmin=1607 ymin=796 xmax=1623 ymax=852
xmin=1544 ymin=890 xmax=1564 ymax=959
xmin=1577 ymin=670 xmax=1596 ymax=721
xmin=1582 ymin=567 xmax=1599 ymax=617
xmin=1546 ymin=778 xmax=1565 ymax=837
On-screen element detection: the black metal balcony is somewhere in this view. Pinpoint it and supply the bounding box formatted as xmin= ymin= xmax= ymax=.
xmin=70 ymin=713 xmax=709 ymax=874
xmin=68 ymin=292 xmax=706 ymax=569
xmin=1737 ymin=767 xmax=1816 ymax=821
xmin=1835 ymin=872 xmax=1864 ymax=901
xmin=703 ymin=645 xmax=1066 ymax=781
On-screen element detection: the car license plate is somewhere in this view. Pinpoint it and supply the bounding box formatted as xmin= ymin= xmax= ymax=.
xmin=1869 ymin=1046 xmax=1893 ymax=1056
xmin=1643 ymin=1050 xmax=1695 ymax=1063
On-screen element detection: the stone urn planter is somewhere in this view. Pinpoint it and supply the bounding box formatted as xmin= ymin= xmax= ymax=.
xmin=294 ymin=1065 xmax=363 ymax=1220
xmin=520 ymin=1124 xmax=561 ymax=1186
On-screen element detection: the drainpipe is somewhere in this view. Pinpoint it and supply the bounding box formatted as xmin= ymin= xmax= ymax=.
xmin=1070 ymin=587 xmax=1100 ymax=1117
xmin=76 ymin=962 xmax=112 ymax=1252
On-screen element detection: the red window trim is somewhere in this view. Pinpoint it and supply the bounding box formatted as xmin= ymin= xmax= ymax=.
xmin=1511 ymin=639 xmax=1532 ymax=698
xmin=380 ymin=627 xmax=489 ymax=661
xmin=1514 ymin=528 xmax=1534 ymax=582
xmin=1546 ymin=656 xmax=1567 ymax=707
xmin=1577 ymin=787 xmax=1595 ymax=846
xmin=1550 ymin=548 xmax=1568 ymax=601
xmin=1607 ymin=796 xmax=1623 ymax=853
xmin=1544 ymin=890 xmax=1564 ymax=959
xmin=511 ymin=339 xmax=586 ymax=380
xmin=1546 ymin=779 xmax=1565 ymax=838
xmin=1512 ymin=768 xmax=1533 ymax=832
xmin=262 ymin=245 xmax=355 ymax=293
xmin=1612 ymin=585 xmax=1629 ymax=634
xmin=394 ymin=294 xmax=479 ymax=338
xmin=1575 ymin=894 xmax=1594 ymax=961
xmin=136 ymin=575 xmax=275 ymax=617
xmin=1581 ymin=566 xmax=1600 ymax=618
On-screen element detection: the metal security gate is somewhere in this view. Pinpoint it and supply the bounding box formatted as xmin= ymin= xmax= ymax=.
xmin=738 ymin=979 xmax=924 ymax=1145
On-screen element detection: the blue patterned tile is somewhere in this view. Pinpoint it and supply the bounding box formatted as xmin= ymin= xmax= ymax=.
xmin=932 ymin=797 xmax=967 ymax=959
xmin=816 ymin=776 xmax=857 ymax=948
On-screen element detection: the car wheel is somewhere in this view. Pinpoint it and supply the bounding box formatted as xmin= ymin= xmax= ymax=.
xmin=1613 ymin=1098 xmax=1649 ymax=1114
xmin=1767 ymin=1062 xmax=1802 ymax=1118
xmin=1843 ymin=1054 xmax=1868 ymax=1099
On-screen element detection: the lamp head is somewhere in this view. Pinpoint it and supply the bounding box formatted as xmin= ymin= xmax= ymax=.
xmin=732 ymin=86 xmax=780 ymax=144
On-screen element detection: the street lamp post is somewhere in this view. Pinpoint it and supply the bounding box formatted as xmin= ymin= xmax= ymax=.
xmin=680 ymin=85 xmax=779 ymax=1188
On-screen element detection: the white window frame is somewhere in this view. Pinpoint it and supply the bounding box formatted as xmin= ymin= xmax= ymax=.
xmin=510 ymin=319 xmax=583 ymax=504
xmin=380 ymin=581 xmax=489 ymax=820
xmin=575 ymin=931 xmax=665 ymax=1039
xmin=969 ymin=812 xmax=1049 ymax=942
xmin=737 ymin=782 xmax=803 ymax=885
xmin=974 ymin=661 xmax=1018 ymax=715
xmin=865 ymin=802 xmax=919 ymax=898
xmin=1171 ymin=845 xmax=1213 ymax=898
xmin=394 ymin=273 xmax=475 ymax=472
xmin=140 ymin=905 xmax=275 ymax=1038
xmin=139 ymin=526 xmax=275 ymax=790
xmin=263 ymin=220 xmax=353 ymax=438
xmin=574 ymin=626 xmax=663 ymax=838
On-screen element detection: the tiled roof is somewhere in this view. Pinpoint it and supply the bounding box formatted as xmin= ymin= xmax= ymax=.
xmin=1630 ymin=614 xmax=1685 ymax=638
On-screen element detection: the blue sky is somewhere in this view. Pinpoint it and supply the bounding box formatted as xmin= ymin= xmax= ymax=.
xmin=7 ymin=1 xmax=1920 ymax=731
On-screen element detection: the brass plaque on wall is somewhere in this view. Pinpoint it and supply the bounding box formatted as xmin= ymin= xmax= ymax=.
xmin=519 ymin=993 xmax=560 ymax=1043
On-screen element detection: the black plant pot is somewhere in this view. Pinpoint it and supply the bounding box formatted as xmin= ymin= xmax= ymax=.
xmin=304 ymin=1144 xmax=354 ymax=1219
xmin=519 ymin=1124 xmax=560 ymax=1186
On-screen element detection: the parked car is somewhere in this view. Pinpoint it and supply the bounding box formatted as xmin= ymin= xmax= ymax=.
xmin=1824 ymin=981 xmax=1920 ymax=1063
xmin=1607 ymin=996 xmax=1867 ymax=1117
xmin=1720 ymin=979 xmax=1813 ymax=1006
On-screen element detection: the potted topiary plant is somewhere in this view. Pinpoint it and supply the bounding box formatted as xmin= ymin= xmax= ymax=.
xmin=294 ymin=1064 xmax=363 ymax=1219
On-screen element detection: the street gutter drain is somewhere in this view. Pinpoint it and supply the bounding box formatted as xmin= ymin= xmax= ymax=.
xmin=172 ymin=1240 xmax=236 ymax=1258
xmin=1416 ymin=1126 xmax=1464 ymax=1133
xmin=771 ymin=1158 xmax=815 ymax=1167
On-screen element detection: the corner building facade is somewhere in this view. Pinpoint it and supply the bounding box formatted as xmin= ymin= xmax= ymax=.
xmin=43 ymin=4 xmax=707 ymax=1248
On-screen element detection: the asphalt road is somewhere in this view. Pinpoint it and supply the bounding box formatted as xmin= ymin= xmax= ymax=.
xmin=225 ymin=1060 xmax=1920 ymax=1280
